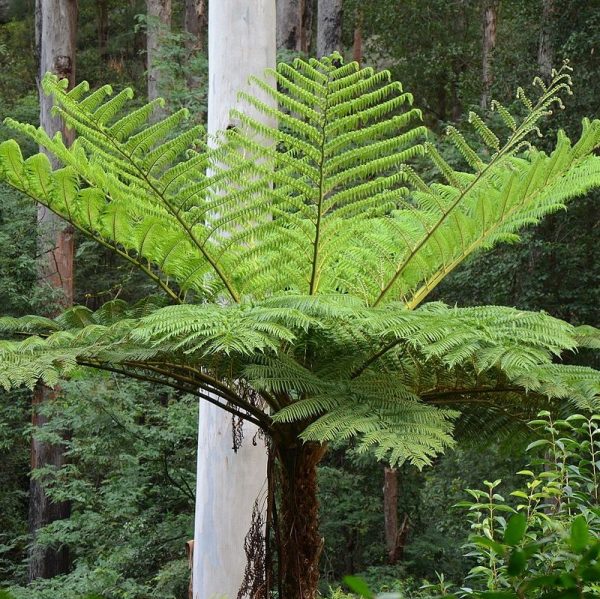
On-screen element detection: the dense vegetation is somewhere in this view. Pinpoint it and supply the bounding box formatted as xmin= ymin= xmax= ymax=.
xmin=0 ymin=1 xmax=598 ymax=598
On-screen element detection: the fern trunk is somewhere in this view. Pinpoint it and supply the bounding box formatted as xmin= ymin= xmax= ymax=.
xmin=276 ymin=441 xmax=327 ymax=599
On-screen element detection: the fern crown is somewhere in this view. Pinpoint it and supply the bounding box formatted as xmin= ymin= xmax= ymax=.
xmin=0 ymin=55 xmax=599 ymax=466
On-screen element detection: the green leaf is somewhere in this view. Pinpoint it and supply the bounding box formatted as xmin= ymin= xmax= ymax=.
xmin=525 ymin=439 xmax=551 ymax=452
xmin=507 ymin=548 xmax=527 ymax=576
xmin=343 ymin=576 xmax=374 ymax=599
xmin=504 ymin=513 xmax=527 ymax=546
xmin=570 ymin=516 xmax=590 ymax=552
xmin=471 ymin=535 xmax=505 ymax=554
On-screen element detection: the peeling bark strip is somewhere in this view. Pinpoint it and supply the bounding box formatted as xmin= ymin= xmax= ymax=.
xmin=30 ymin=1 xmax=77 ymax=581
xmin=481 ymin=0 xmax=498 ymax=110
xmin=317 ymin=0 xmax=342 ymax=58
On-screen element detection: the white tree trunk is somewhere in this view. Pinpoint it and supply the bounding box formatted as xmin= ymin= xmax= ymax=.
xmin=317 ymin=0 xmax=342 ymax=58
xmin=193 ymin=2 xmax=276 ymax=598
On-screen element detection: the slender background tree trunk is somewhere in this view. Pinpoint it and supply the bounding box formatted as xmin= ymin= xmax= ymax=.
xmin=352 ymin=7 xmax=362 ymax=66
xmin=29 ymin=0 xmax=77 ymax=582
xmin=146 ymin=0 xmax=171 ymax=120
xmin=383 ymin=467 xmax=408 ymax=564
xmin=192 ymin=2 xmax=276 ymax=598
xmin=538 ymin=0 xmax=554 ymax=79
xmin=317 ymin=0 xmax=342 ymax=58
xmin=481 ymin=0 xmax=498 ymax=110
xmin=277 ymin=0 xmax=312 ymax=53
xmin=96 ymin=0 xmax=108 ymax=58
xmin=184 ymin=0 xmax=206 ymax=51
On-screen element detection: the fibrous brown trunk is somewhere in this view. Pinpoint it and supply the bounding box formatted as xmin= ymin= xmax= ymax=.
xmin=30 ymin=0 xmax=77 ymax=582
xmin=538 ymin=0 xmax=554 ymax=80
xmin=317 ymin=0 xmax=342 ymax=58
xmin=277 ymin=441 xmax=327 ymax=599
xmin=481 ymin=1 xmax=498 ymax=110
xmin=146 ymin=0 xmax=171 ymax=119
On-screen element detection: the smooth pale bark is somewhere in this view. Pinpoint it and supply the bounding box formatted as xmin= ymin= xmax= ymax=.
xmin=481 ymin=1 xmax=498 ymax=110
xmin=316 ymin=0 xmax=342 ymax=58
xmin=192 ymin=2 xmax=276 ymax=598
xmin=29 ymin=0 xmax=77 ymax=581
xmin=146 ymin=0 xmax=171 ymax=119
xmin=538 ymin=0 xmax=554 ymax=79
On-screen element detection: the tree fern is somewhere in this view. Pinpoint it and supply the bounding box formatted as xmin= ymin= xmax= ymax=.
xmin=0 ymin=55 xmax=598 ymax=467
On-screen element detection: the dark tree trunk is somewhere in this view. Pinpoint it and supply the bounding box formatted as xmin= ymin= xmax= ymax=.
xmin=97 ymin=0 xmax=108 ymax=57
xmin=383 ymin=467 xmax=409 ymax=564
xmin=29 ymin=386 xmax=70 ymax=580
xmin=30 ymin=0 xmax=77 ymax=581
xmin=184 ymin=0 xmax=206 ymax=51
xmin=450 ymin=0 xmax=467 ymax=120
xmin=277 ymin=0 xmax=313 ymax=53
xmin=352 ymin=8 xmax=362 ymax=66
xmin=276 ymin=440 xmax=327 ymax=599
xmin=383 ymin=466 xmax=398 ymax=563
xmin=538 ymin=0 xmax=554 ymax=80
xmin=481 ymin=1 xmax=498 ymax=110
xmin=317 ymin=0 xmax=342 ymax=58
xmin=146 ymin=0 xmax=171 ymax=121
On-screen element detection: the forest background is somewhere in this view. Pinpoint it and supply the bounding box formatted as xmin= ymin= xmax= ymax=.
xmin=0 ymin=0 xmax=598 ymax=597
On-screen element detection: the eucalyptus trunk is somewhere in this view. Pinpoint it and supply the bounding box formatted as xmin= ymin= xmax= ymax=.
xmin=192 ymin=2 xmax=276 ymax=598
xmin=277 ymin=0 xmax=313 ymax=52
xmin=146 ymin=0 xmax=171 ymax=121
xmin=184 ymin=0 xmax=206 ymax=51
xmin=352 ymin=8 xmax=362 ymax=66
xmin=481 ymin=0 xmax=498 ymax=110
xmin=317 ymin=0 xmax=342 ymax=58
xmin=29 ymin=0 xmax=77 ymax=581
xmin=538 ymin=0 xmax=554 ymax=80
